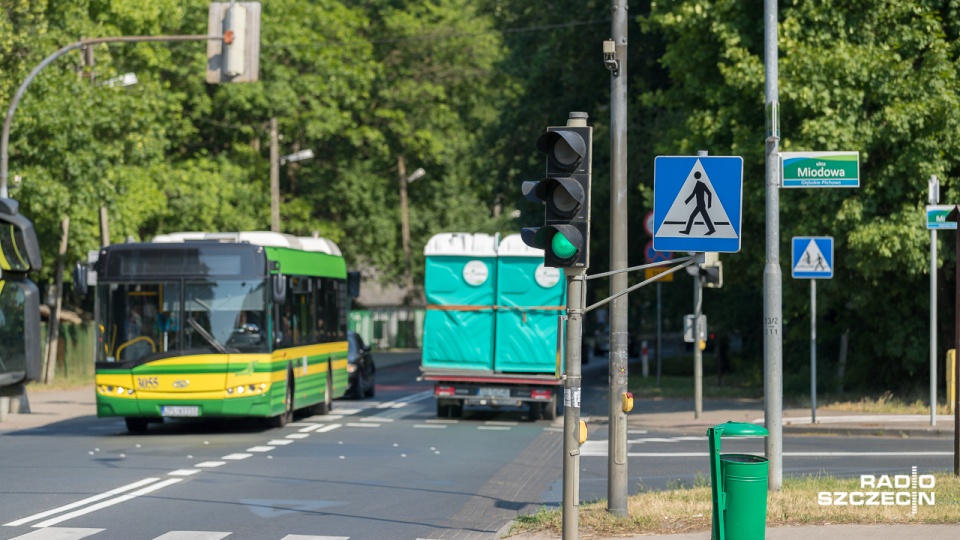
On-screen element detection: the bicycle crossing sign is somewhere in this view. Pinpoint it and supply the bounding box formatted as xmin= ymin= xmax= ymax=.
xmin=792 ymin=236 xmax=834 ymax=279
xmin=653 ymin=156 xmax=743 ymax=253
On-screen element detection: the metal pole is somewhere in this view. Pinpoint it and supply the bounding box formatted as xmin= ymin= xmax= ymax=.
xmin=562 ymin=268 xmax=586 ymax=540
xmin=656 ymin=281 xmax=662 ymax=388
xmin=954 ymin=213 xmax=960 ymax=476
xmin=269 ymin=117 xmax=280 ymax=232
xmin=692 ymin=150 xmax=708 ymax=419
xmin=1 ymin=35 xmax=222 ymax=198
xmin=398 ymin=155 xmax=413 ymax=298
xmin=694 ymin=267 xmax=703 ymax=418
xmin=931 ymin=227 xmax=938 ymax=426
xmin=763 ymin=0 xmax=784 ymax=491
xmin=811 ymin=279 xmax=817 ymax=424
xmin=607 ymin=0 xmax=630 ymax=517
xmin=930 ymin=174 xmax=939 ymax=427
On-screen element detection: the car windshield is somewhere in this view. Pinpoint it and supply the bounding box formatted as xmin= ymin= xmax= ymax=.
xmin=97 ymin=278 xmax=268 ymax=363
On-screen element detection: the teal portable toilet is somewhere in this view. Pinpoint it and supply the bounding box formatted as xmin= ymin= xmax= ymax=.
xmin=494 ymin=234 xmax=566 ymax=373
xmin=422 ymin=233 xmax=499 ymax=370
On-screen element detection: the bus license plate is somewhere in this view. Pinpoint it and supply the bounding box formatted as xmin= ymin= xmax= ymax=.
xmin=478 ymin=387 xmax=510 ymax=398
xmin=161 ymin=406 xmax=200 ymax=417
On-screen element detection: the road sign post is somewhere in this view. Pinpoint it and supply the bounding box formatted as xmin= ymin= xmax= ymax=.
xmin=792 ymin=236 xmax=834 ymax=424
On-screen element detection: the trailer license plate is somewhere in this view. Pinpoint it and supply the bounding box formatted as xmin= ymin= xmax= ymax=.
xmin=478 ymin=387 xmax=510 ymax=398
xmin=161 ymin=405 xmax=200 ymax=417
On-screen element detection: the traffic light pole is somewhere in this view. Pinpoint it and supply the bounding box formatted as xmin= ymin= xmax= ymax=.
xmin=562 ymin=268 xmax=586 ymax=540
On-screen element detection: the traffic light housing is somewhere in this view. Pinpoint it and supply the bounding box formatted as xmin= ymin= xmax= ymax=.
xmin=521 ymin=117 xmax=592 ymax=268
xmin=0 ymin=198 xmax=42 ymax=386
xmin=699 ymin=252 xmax=722 ymax=288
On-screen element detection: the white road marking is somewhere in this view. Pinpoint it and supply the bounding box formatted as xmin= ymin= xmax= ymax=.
xmin=246 ymin=446 xmax=275 ymax=452
xmin=315 ymin=424 xmax=342 ymax=433
xmin=280 ymin=534 xmax=350 ymax=540
xmin=424 ymin=419 xmax=458 ymax=424
xmin=34 ymin=478 xmax=183 ymax=527
xmin=345 ymin=423 xmax=378 ymax=428
xmin=268 ymin=439 xmax=294 ymax=445
xmin=194 ymin=461 xmax=226 ymax=468
xmin=478 ymin=426 xmax=511 ymax=431
xmin=152 ymin=532 xmax=232 ymax=540
xmin=484 ymin=421 xmax=518 ymax=426
xmin=4 ymin=478 xmax=162 ymax=526
xmin=221 ymin=453 xmax=252 ymax=460
xmin=286 ymin=433 xmax=310 ymax=439
xmin=298 ymin=424 xmax=322 ymax=433
xmin=361 ymin=417 xmax=393 ymax=422
xmin=168 ymin=470 xmax=201 ymax=476
xmin=413 ymin=424 xmax=447 ymax=429
xmin=4 ymin=527 xmax=104 ymax=539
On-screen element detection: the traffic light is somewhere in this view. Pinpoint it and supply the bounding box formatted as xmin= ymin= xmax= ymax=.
xmin=206 ymin=2 xmax=262 ymax=84
xmin=521 ymin=114 xmax=592 ymax=268
xmin=222 ymin=3 xmax=247 ymax=78
xmin=0 ymin=198 xmax=42 ymax=386
xmin=700 ymin=252 xmax=722 ymax=288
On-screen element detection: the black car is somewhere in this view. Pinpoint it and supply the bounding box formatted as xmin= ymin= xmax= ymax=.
xmin=346 ymin=330 xmax=376 ymax=398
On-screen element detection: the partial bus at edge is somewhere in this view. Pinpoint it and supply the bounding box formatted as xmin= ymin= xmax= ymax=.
xmin=92 ymin=232 xmax=349 ymax=432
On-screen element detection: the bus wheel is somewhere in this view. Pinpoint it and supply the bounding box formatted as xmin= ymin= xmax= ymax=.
xmin=271 ymin=377 xmax=294 ymax=428
xmin=310 ymin=369 xmax=333 ymax=416
xmin=125 ymin=417 xmax=148 ymax=433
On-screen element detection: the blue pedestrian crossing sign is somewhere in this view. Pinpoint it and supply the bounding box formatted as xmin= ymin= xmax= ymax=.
xmin=653 ymin=156 xmax=743 ymax=253
xmin=792 ymin=237 xmax=834 ymax=279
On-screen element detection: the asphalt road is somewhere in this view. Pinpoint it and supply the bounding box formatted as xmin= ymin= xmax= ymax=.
xmin=0 ymin=353 xmax=954 ymax=540
xmin=0 ymin=353 xmax=561 ymax=540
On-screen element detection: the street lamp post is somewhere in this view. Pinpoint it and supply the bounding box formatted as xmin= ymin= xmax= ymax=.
xmin=398 ymin=155 xmax=425 ymax=299
xmin=268 ymin=115 xmax=313 ymax=233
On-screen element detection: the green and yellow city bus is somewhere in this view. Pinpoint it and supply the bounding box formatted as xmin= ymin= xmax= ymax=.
xmin=93 ymin=232 xmax=349 ymax=432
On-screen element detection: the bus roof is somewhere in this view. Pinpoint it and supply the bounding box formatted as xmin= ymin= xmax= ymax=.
xmin=152 ymin=231 xmax=342 ymax=257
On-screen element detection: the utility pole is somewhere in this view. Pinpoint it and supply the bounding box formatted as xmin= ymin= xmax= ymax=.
xmin=763 ymin=0 xmax=784 ymax=491
xmin=269 ymin=117 xmax=280 ymax=232
xmin=606 ymin=0 xmax=630 ymax=517
xmin=398 ymin=154 xmax=413 ymax=298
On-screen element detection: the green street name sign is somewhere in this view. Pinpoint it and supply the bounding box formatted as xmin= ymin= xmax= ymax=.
xmin=926 ymin=205 xmax=957 ymax=230
xmin=780 ymin=151 xmax=860 ymax=188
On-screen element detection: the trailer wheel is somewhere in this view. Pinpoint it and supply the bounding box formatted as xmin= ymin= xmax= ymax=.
xmin=528 ymin=401 xmax=543 ymax=421
xmin=543 ymin=394 xmax=558 ymax=421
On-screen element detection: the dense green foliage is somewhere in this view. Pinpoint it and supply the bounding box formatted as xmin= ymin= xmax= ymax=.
xmin=2 ymin=0 xmax=958 ymax=392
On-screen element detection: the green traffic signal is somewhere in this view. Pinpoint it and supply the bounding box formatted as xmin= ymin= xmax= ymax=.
xmin=551 ymin=231 xmax=578 ymax=260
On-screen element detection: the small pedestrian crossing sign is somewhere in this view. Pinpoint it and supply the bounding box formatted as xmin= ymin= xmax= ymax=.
xmin=792 ymin=236 xmax=834 ymax=279
xmin=653 ymin=156 xmax=743 ymax=253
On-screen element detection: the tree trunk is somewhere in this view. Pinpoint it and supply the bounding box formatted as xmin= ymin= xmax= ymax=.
xmin=43 ymin=216 xmax=69 ymax=384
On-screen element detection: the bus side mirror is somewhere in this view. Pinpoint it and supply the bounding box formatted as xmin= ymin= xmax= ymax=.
xmin=72 ymin=263 xmax=89 ymax=297
xmin=0 ymin=198 xmax=42 ymax=272
xmin=347 ymin=271 xmax=360 ymax=299
xmin=272 ymin=274 xmax=286 ymax=304
xmin=0 ymin=278 xmax=42 ymax=386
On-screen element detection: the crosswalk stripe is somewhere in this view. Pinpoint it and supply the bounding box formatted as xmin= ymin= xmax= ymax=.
xmin=152 ymin=532 xmax=231 ymax=540
xmin=280 ymin=536 xmax=349 ymax=540
xmin=4 ymin=527 xmax=103 ymax=539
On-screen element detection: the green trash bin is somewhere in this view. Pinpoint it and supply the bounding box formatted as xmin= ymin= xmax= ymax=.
xmin=707 ymin=421 xmax=769 ymax=540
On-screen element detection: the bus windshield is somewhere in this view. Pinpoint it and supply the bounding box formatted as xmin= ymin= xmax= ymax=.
xmin=97 ymin=278 xmax=268 ymax=364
